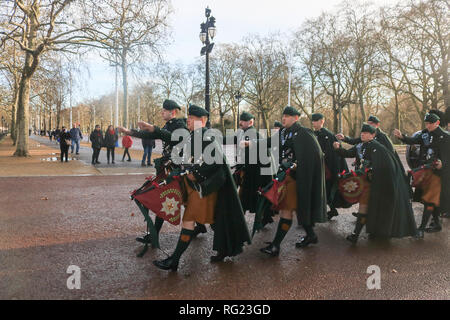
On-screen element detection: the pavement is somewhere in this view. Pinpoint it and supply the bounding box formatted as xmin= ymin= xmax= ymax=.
xmin=0 ymin=134 xmax=449 ymax=300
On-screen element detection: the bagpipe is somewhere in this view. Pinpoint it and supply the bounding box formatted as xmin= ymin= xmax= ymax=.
xmin=130 ymin=161 xmax=197 ymax=256
xmin=337 ymin=168 xmax=372 ymax=204
xmin=408 ymin=162 xmax=437 ymax=189
xmin=252 ymin=162 xmax=297 ymax=237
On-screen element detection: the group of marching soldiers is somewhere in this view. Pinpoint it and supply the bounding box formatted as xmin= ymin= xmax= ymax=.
xmin=117 ymin=100 xmax=449 ymax=272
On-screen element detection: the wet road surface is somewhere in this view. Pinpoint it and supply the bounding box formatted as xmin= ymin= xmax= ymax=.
xmin=0 ymin=174 xmax=449 ymax=300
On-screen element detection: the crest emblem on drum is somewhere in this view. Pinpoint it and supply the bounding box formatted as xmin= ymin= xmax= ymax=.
xmin=161 ymin=197 xmax=179 ymax=217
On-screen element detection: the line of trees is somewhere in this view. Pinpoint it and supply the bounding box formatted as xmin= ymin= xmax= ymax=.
xmin=1 ymin=0 xmax=448 ymax=157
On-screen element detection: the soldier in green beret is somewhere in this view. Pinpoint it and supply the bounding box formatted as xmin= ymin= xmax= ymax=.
xmin=394 ymin=112 xmax=450 ymax=233
xmin=333 ymin=123 xmax=417 ymax=243
xmin=311 ymin=113 xmax=350 ymax=220
xmin=250 ymin=106 xmax=327 ymax=256
xmin=118 ymin=99 xmax=208 ymax=247
xmin=223 ymin=111 xmax=274 ymax=225
xmin=273 ymin=121 xmax=283 ymax=131
xmin=119 ymin=105 xmax=251 ymax=270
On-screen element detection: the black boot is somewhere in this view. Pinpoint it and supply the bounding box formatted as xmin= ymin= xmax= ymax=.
xmin=210 ymin=252 xmax=227 ymax=263
xmin=153 ymin=256 xmax=179 ymax=271
xmin=153 ymin=228 xmax=194 ymax=272
xmin=192 ymin=223 xmax=207 ymax=238
xmin=426 ymin=208 xmax=442 ymax=233
xmin=136 ymin=233 xmax=152 ymax=244
xmin=260 ymin=242 xmax=280 ymax=256
xmin=296 ymin=224 xmax=318 ymax=248
xmin=260 ymin=218 xmax=292 ymax=256
xmin=327 ymin=208 xmax=339 ymax=220
xmin=416 ymin=207 xmax=432 ymax=238
xmin=346 ymin=214 xmax=366 ymax=244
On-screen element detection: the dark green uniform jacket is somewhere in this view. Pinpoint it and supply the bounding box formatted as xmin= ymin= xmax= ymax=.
xmin=141 ymin=126 xmax=251 ymax=257
xmin=131 ymin=118 xmax=186 ymax=174
xmin=430 ymin=127 xmax=450 ymax=213
xmin=344 ymin=128 xmax=406 ymax=175
xmin=336 ymin=140 xmax=417 ymax=238
xmin=314 ymin=127 xmax=350 ymax=208
xmin=223 ymin=126 xmax=272 ymax=213
xmin=268 ymin=122 xmax=327 ymax=226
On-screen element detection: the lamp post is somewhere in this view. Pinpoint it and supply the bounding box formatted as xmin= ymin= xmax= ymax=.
xmin=234 ymin=91 xmax=242 ymax=129
xmin=1 ymin=116 xmax=4 ymax=134
xmin=199 ymin=6 xmax=217 ymax=128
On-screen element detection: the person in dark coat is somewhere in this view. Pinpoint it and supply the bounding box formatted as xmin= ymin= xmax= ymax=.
xmin=334 ymin=123 xmax=418 ymax=244
xmin=257 ymin=106 xmax=327 ymax=256
xmin=119 ymin=105 xmax=251 ymax=271
xmin=141 ymin=137 xmax=155 ymax=166
xmin=395 ymin=112 xmax=450 ymax=229
xmin=336 ymin=115 xmax=406 ymax=175
xmin=104 ymin=125 xmax=118 ymax=164
xmin=89 ymin=125 xmax=104 ymax=165
xmin=311 ymin=113 xmax=351 ymax=220
xmin=223 ymin=112 xmax=273 ymax=219
xmin=59 ymin=127 xmax=71 ymax=162
xmin=125 ymin=100 xmax=194 ymax=245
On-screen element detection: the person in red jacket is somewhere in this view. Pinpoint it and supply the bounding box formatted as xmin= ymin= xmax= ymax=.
xmin=121 ymin=134 xmax=133 ymax=162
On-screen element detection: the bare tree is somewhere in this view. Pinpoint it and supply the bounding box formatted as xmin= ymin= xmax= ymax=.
xmin=84 ymin=0 xmax=173 ymax=128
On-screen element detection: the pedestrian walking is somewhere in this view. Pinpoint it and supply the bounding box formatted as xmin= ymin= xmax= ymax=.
xmin=90 ymin=125 xmax=103 ymax=165
xmin=121 ymin=134 xmax=133 ymax=162
xmin=69 ymin=124 xmax=83 ymax=155
xmin=59 ymin=127 xmax=71 ymax=162
xmin=141 ymin=137 xmax=155 ymax=166
xmin=105 ymin=125 xmax=118 ymax=164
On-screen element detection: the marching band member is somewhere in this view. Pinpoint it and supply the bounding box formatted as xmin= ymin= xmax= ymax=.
xmin=394 ymin=112 xmax=450 ymax=236
xmin=311 ymin=113 xmax=350 ymax=220
xmin=333 ymin=123 xmax=417 ymax=244
xmin=255 ymin=106 xmax=327 ymax=256
xmin=121 ymin=105 xmax=250 ymax=271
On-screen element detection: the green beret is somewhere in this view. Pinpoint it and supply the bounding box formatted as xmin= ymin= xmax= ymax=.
xmin=274 ymin=121 xmax=282 ymax=128
xmin=188 ymin=104 xmax=209 ymax=117
xmin=163 ymin=99 xmax=181 ymax=110
xmin=424 ymin=112 xmax=439 ymax=123
xmin=240 ymin=112 xmax=254 ymax=121
xmin=367 ymin=115 xmax=380 ymax=124
xmin=282 ymin=106 xmax=300 ymax=116
xmin=361 ymin=123 xmax=376 ymax=134
xmin=311 ymin=113 xmax=324 ymax=121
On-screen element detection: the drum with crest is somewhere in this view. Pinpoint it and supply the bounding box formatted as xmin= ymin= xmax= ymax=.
xmin=337 ymin=169 xmax=370 ymax=204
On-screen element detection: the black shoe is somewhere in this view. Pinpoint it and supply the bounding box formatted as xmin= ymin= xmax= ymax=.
xmin=441 ymin=212 xmax=450 ymax=218
xmin=141 ymin=162 xmax=146 ymax=167
xmin=346 ymin=233 xmax=359 ymax=244
xmin=260 ymin=243 xmax=280 ymax=256
xmin=415 ymin=229 xmax=425 ymax=239
xmin=76 ymin=153 xmax=79 ymax=155
xmin=192 ymin=224 xmax=207 ymax=238
xmin=327 ymin=209 xmax=339 ymax=220
xmin=425 ymin=224 xmax=442 ymax=233
xmin=127 ymin=159 xmax=132 ymax=162
xmin=136 ymin=234 xmax=152 ymax=244
xmin=96 ymin=161 xmax=101 ymax=164
xmin=352 ymin=212 xmax=358 ymax=217
xmin=210 ymin=252 xmax=227 ymax=263
xmin=121 ymin=159 xmax=125 ymax=162
xmin=153 ymin=256 xmax=178 ymax=271
xmin=112 ymin=161 xmax=115 ymax=164
xmin=295 ymin=235 xmax=318 ymax=248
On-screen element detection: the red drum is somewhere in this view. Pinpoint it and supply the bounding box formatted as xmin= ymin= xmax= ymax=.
xmin=338 ymin=170 xmax=369 ymax=204
xmin=132 ymin=174 xmax=183 ymax=225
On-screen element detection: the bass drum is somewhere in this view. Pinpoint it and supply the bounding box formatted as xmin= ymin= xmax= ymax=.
xmin=405 ymin=130 xmax=422 ymax=170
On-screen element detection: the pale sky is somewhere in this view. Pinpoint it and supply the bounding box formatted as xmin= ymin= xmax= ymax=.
xmin=74 ymin=0 xmax=394 ymax=104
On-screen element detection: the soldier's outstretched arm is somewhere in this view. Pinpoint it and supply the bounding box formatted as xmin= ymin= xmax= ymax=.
xmin=394 ymin=129 xmax=423 ymax=145
xmin=333 ymin=142 xmax=356 ymax=158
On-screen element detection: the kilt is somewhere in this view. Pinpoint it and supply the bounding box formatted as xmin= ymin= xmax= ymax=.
xmin=182 ymin=176 xmax=217 ymax=224
xmin=419 ymin=172 xmax=441 ymax=207
xmin=278 ymin=175 xmax=297 ymax=211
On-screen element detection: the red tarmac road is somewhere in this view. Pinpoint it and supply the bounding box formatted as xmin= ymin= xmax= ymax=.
xmin=0 ymin=174 xmax=449 ymax=300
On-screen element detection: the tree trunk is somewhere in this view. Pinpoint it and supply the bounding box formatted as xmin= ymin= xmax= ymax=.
xmin=121 ymin=52 xmax=128 ymax=128
xmin=14 ymin=72 xmax=31 ymax=157
xmin=11 ymin=85 xmax=19 ymax=144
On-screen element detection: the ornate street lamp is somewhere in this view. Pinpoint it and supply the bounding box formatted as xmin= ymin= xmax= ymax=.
xmin=199 ymin=6 xmax=217 ymax=128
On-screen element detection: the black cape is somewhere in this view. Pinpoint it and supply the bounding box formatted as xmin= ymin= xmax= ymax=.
xmin=282 ymin=123 xmax=327 ymax=225
xmin=430 ymin=127 xmax=450 ymax=213
xmin=364 ymin=141 xmax=417 ymax=237
xmin=315 ymin=127 xmax=351 ymax=208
